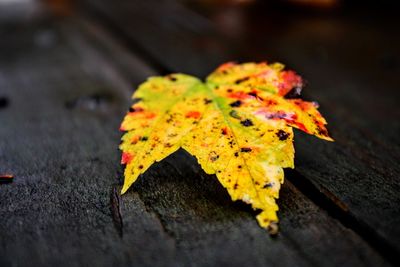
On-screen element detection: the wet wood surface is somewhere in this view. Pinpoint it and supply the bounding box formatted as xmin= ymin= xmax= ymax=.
xmin=0 ymin=1 xmax=399 ymax=266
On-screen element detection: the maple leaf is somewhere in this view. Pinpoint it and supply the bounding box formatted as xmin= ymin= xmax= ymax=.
xmin=119 ymin=62 xmax=333 ymax=233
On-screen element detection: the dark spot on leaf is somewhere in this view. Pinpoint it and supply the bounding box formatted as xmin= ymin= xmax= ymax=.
xmin=248 ymin=92 xmax=257 ymax=97
xmin=139 ymin=165 xmax=143 ymax=169
xmin=229 ymin=100 xmax=242 ymax=107
xmin=276 ymin=130 xmax=290 ymax=141
xmin=131 ymin=139 xmax=139 ymax=145
xmin=240 ymin=119 xmax=253 ymax=127
xmin=240 ymin=147 xmax=252 ymax=152
xmin=229 ymin=110 xmax=241 ymax=119
xmin=209 ymin=151 xmax=219 ymax=162
xmin=221 ymin=127 xmax=228 ymax=135
xmin=227 ymin=88 xmax=233 ymax=93
xmin=234 ymin=183 xmax=239 ymax=189
xmin=140 ymin=136 xmax=148 ymax=141
xmin=235 ymin=76 xmax=250 ymax=84
xmin=317 ymin=127 xmax=328 ymax=137
xmin=167 ymin=75 xmax=177 ymax=81
xmin=249 ymin=90 xmax=264 ymax=100
xmin=234 ymin=152 xmax=239 ymax=157
xmin=263 ymin=183 xmax=273 ymax=189
xmin=238 ymin=165 xmax=242 ymax=169
xmin=204 ymin=98 xmax=212 ymax=104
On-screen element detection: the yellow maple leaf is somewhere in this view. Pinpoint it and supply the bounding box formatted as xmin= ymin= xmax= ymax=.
xmin=119 ymin=62 xmax=333 ymax=233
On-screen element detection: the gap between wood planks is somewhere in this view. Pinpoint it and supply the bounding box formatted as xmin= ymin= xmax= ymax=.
xmin=286 ymin=169 xmax=398 ymax=266
xmin=76 ymin=9 xmax=398 ymax=266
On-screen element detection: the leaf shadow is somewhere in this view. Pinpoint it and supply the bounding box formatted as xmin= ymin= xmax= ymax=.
xmin=128 ymin=148 xmax=257 ymax=235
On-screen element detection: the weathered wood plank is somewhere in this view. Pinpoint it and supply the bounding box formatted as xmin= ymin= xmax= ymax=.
xmin=0 ymin=7 xmax=393 ymax=267
xmin=131 ymin=149 xmax=390 ymax=267
xmin=0 ymin=18 xmax=175 ymax=267
xmin=83 ymin=0 xmax=400 ymax=259
xmin=231 ymin=5 xmax=400 ymax=253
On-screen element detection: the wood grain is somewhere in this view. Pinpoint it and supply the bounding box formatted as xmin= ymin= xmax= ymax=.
xmin=83 ymin=0 xmax=400 ymax=262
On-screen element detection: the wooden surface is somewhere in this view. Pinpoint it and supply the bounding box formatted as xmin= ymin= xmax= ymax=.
xmin=0 ymin=1 xmax=399 ymax=266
